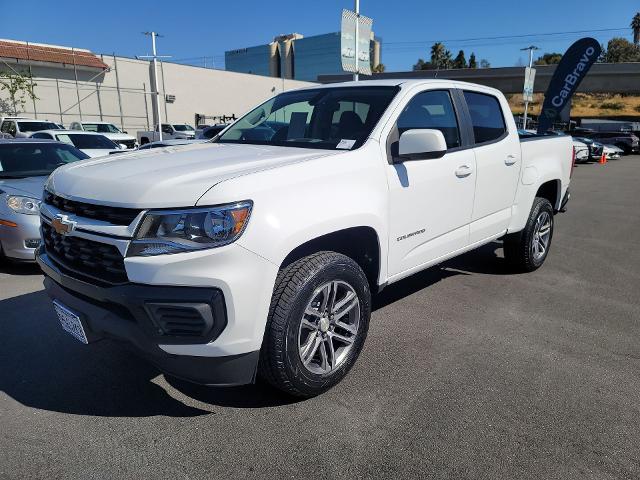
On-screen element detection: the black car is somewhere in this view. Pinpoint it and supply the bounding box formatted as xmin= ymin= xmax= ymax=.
xmin=581 ymin=131 xmax=639 ymax=155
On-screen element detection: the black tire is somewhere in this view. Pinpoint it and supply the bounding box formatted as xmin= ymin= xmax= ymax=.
xmin=504 ymin=197 xmax=554 ymax=272
xmin=140 ymin=137 xmax=149 ymax=145
xmin=258 ymin=251 xmax=371 ymax=398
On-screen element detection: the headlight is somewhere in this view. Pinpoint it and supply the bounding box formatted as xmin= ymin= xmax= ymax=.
xmin=127 ymin=201 xmax=252 ymax=257
xmin=6 ymin=195 xmax=41 ymax=215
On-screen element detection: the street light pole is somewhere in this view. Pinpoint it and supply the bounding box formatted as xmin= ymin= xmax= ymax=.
xmin=141 ymin=32 xmax=170 ymax=141
xmin=520 ymin=45 xmax=539 ymax=130
xmin=354 ymin=0 xmax=360 ymax=81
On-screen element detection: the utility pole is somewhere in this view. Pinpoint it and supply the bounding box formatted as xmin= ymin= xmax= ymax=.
xmin=353 ymin=0 xmax=360 ymax=81
xmin=520 ymin=45 xmax=539 ymax=130
xmin=139 ymin=32 xmax=170 ymax=140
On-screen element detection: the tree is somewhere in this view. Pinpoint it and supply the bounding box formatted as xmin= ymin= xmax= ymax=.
xmin=469 ymin=53 xmax=477 ymax=69
xmin=430 ymin=42 xmax=452 ymax=69
xmin=372 ymin=63 xmax=386 ymax=73
xmin=632 ymin=12 xmax=640 ymax=45
xmin=0 ymin=71 xmax=38 ymax=115
xmin=603 ymin=37 xmax=640 ymax=63
xmin=479 ymin=59 xmax=491 ymax=68
xmin=534 ymin=52 xmax=563 ymax=65
xmin=453 ymin=50 xmax=467 ymax=69
xmin=412 ymin=58 xmax=433 ymax=71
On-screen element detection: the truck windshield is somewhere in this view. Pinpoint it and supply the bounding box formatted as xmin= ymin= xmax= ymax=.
xmin=173 ymin=124 xmax=194 ymax=131
xmin=82 ymin=123 xmax=121 ymax=133
xmin=217 ymin=86 xmax=399 ymax=150
xmin=0 ymin=143 xmax=89 ymax=178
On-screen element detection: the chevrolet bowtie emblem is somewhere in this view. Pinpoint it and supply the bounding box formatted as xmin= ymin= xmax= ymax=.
xmin=51 ymin=214 xmax=75 ymax=236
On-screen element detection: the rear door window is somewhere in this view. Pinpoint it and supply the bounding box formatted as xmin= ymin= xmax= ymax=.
xmin=463 ymin=91 xmax=507 ymax=144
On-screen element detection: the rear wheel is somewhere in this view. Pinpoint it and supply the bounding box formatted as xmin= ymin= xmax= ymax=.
xmin=504 ymin=197 xmax=554 ymax=272
xmin=258 ymin=251 xmax=371 ymax=397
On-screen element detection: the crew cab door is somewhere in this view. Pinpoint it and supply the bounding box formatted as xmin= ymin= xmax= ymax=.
xmin=386 ymin=89 xmax=476 ymax=277
xmin=462 ymin=90 xmax=521 ymax=243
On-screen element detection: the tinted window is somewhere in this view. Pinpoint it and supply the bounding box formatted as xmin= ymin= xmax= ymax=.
xmin=218 ymin=86 xmax=399 ymax=150
xmin=397 ymin=90 xmax=460 ymax=149
xmin=0 ymin=121 xmax=10 ymax=133
xmin=55 ymin=134 xmax=117 ymax=149
xmin=31 ymin=132 xmax=53 ymax=139
xmin=17 ymin=121 xmax=59 ymax=132
xmin=82 ymin=123 xmax=120 ymax=133
xmin=203 ymin=126 xmax=225 ymax=139
xmin=173 ymin=124 xmax=194 ymax=131
xmin=0 ymin=143 xmax=88 ymax=178
xmin=463 ymin=91 xmax=506 ymax=144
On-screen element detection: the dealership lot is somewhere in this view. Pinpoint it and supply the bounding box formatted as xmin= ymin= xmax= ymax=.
xmin=1 ymin=157 xmax=639 ymax=479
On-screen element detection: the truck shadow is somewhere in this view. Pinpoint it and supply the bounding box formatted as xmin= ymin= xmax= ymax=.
xmin=0 ymin=241 xmax=508 ymax=415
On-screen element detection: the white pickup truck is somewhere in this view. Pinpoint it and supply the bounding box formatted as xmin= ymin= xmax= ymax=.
xmin=137 ymin=123 xmax=196 ymax=145
xmin=38 ymin=80 xmax=573 ymax=397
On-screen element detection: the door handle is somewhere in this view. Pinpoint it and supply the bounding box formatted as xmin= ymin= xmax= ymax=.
xmin=505 ymin=154 xmax=517 ymax=165
xmin=455 ymin=165 xmax=473 ymax=178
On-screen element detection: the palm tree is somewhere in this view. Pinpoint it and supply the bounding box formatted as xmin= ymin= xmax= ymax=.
xmin=632 ymin=12 xmax=640 ymax=45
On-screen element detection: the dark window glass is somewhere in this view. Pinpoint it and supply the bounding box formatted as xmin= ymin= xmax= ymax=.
xmin=396 ymin=90 xmax=460 ymax=149
xmin=16 ymin=121 xmax=59 ymax=132
xmin=217 ymin=86 xmax=399 ymax=150
xmin=463 ymin=91 xmax=506 ymax=144
xmin=0 ymin=143 xmax=89 ymax=178
xmin=203 ymin=126 xmax=225 ymax=139
xmin=56 ymin=134 xmax=117 ymax=149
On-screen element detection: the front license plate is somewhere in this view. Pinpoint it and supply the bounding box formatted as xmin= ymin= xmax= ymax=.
xmin=53 ymin=300 xmax=88 ymax=344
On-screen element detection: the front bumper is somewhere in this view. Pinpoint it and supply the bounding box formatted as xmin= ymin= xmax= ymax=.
xmin=37 ymin=250 xmax=260 ymax=386
xmin=0 ymin=213 xmax=40 ymax=261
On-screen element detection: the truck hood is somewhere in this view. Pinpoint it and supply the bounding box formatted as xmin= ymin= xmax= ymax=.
xmin=47 ymin=142 xmax=341 ymax=208
xmin=0 ymin=176 xmax=47 ymax=198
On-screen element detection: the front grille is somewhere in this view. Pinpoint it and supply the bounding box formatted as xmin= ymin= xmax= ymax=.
xmin=42 ymin=222 xmax=128 ymax=284
xmin=120 ymin=139 xmax=136 ymax=149
xmin=44 ymin=191 xmax=140 ymax=226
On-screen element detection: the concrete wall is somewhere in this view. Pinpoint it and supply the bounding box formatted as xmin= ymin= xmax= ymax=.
xmin=0 ymin=54 xmax=314 ymax=134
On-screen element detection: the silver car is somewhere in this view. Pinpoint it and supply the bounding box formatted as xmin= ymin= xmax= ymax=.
xmin=0 ymin=139 xmax=89 ymax=261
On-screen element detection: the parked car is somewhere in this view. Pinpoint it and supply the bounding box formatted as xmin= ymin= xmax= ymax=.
xmin=582 ymin=131 xmax=639 ymax=154
xmin=137 ymin=123 xmax=196 ymax=145
xmin=29 ymin=130 xmax=122 ymax=157
xmin=572 ymin=138 xmax=590 ymax=163
xmin=0 ymin=118 xmax=61 ymax=138
xmin=572 ymin=136 xmax=604 ymax=161
xmin=37 ymin=80 xmax=573 ymax=397
xmin=195 ymin=124 xmax=212 ymax=138
xmin=0 ymin=139 xmax=89 ymax=262
xmin=137 ymin=139 xmax=208 ymax=150
xmin=603 ymin=144 xmax=623 ymax=160
xmin=68 ymin=121 xmax=137 ymax=149
xmin=197 ymin=124 xmax=228 ymax=139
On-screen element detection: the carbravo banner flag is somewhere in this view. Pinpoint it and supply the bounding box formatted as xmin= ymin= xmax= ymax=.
xmin=537 ymin=37 xmax=601 ymax=133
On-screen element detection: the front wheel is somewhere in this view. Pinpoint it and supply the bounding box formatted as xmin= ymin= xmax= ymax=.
xmin=258 ymin=251 xmax=371 ymax=397
xmin=504 ymin=197 xmax=554 ymax=272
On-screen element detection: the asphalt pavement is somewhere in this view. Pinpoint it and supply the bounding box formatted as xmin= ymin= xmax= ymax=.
xmin=1 ymin=156 xmax=639 ymax=479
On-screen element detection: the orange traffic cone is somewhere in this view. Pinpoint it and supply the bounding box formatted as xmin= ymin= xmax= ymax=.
xmin=599 ymin=153 xmax=607 ymax=165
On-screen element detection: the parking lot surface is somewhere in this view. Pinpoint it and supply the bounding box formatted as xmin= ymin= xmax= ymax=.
xmin=1 ymin=157 xmax=639 ymax=479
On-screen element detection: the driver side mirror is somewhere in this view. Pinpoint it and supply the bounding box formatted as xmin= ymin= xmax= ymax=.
xmin=397 ymin=129 xmax=447 ymax=162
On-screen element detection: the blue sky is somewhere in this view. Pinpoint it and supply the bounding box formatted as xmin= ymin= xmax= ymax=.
xmin=0 ymin=0 xmax=636 ymax=71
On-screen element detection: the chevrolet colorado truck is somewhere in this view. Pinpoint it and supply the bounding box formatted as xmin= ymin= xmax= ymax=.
xmin=37 ymin=80 xmax=573 ymax=397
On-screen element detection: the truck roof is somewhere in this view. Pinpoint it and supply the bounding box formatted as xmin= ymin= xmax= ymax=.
xmin=306 ymin=79 xmax=503 ymax=95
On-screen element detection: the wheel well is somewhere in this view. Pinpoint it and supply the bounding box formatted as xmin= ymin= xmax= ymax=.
xmin=536 ymin=180 xmax=559 ymax=210
xmin=281 ymin=227 xmax=381 ymax=289
xmin=140 ymin=137 xmax=149 ymax=145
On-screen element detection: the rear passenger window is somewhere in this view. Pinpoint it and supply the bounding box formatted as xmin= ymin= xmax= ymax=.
xmin=397 ymin=90 xmax=460 ymax=149
xmin=463 ymin=91 xmax=506 ymax=144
